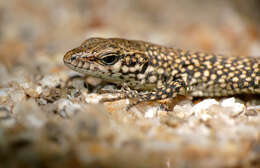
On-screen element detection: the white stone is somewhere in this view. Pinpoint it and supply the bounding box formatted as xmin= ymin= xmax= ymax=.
xmin=221 ymin=98 xmax=245 ymax=114
xmin=40 ymin=75 xmax=60 ymax=88
xmin=84 ymin=93 xmax=103 ymax=104
xmin=144 ymin=107 xmax=158 ymax=118
xmin=192 ymin=99 xmax=219 ymax=114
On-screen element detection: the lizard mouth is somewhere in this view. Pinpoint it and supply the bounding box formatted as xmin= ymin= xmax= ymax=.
xmin=63 ymin=49 xmax=113 ymax=79
xmin=63 ymin=47 xmax=92 ymax=69
xmin=64 ymin=52 xmax=106 ymax=77
xmin=64 ymin=57 xmax=91 ymax=73
xmin=63 ymin=50 xmax=92 ymax=73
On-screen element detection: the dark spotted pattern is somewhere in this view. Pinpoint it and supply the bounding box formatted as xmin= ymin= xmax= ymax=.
xmin=64 ymin=37 xmax=260 ymax=109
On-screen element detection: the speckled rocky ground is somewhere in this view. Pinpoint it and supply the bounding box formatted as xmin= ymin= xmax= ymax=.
xmin=1 ymin=0 xmax=260 ymax=168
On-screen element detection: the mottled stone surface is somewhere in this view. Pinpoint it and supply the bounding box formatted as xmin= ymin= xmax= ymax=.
xmin=0 ymin=0 xmax=260 ymax=167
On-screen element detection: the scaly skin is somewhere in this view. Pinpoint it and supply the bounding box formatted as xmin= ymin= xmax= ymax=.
xmin=64 ymin=37 xmax=260 ymax=109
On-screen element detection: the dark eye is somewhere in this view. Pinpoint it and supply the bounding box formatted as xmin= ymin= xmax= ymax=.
xmin=101 ymin=55 xmax=119 ymax=65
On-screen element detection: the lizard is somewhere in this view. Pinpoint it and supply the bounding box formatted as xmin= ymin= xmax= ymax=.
xmin=63 ymin=37 xmax=260 ymax=110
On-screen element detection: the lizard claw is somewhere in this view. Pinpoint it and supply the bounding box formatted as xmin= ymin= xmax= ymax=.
xmin=100 ymin=94 xmax=126 ymax=102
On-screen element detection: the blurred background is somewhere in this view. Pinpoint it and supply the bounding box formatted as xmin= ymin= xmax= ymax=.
xmin=1 ymin=0 xmax=260 ymax=167
xmin=0 ymin=0 xmax=260 ymax=72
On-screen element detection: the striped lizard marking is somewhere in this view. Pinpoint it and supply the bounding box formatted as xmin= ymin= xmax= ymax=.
xmin=64 ymin=37 xmax=260 ymax=109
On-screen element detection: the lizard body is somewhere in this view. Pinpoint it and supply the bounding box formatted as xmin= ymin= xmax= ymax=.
xmin=64 ymin=37 xmax=260 ymax=108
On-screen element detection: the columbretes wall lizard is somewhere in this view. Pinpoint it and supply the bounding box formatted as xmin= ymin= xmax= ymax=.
xmin=64 ymin=37 xmax=260 ymax=109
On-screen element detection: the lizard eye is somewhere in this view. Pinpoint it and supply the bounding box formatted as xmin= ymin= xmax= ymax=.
xmin=101 ymin=55 xmax=119 ymax=65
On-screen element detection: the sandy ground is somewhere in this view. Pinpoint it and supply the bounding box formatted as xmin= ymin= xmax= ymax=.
xmin=1 ymin=0 xmax=260 ymax=167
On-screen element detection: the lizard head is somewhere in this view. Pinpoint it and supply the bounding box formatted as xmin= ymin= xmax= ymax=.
xmin=63 ymin=37 xmax=150 ymax=85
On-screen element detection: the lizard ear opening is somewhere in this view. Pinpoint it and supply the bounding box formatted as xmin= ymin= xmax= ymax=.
xmin=101 ymin=55 xmax=119 ymax=65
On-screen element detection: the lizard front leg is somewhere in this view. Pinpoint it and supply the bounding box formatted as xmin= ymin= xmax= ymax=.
xmin=101 ymin=79 xmax=188 ymax=110
xmin=100 ymin=84 xmax=140 ymax=102
xmin=125 ymin=79 xmax=188 ymax=110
